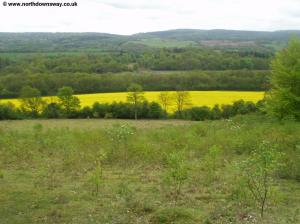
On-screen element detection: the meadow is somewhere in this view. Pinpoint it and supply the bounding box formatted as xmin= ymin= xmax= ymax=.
xmin=0 ymin=91 xmax=264 ymax=112
xmin=0 ymin=33 xmax=298 ymax=224
xmin=0 ymin=115 xmax=299 ymax=224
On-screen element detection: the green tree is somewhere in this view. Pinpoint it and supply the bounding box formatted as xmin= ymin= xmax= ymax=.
xmin=126 ymin=84 xmax=145 ymax=120
xmin=174 ymin=91 xmax=191 ymax=116
xmin=158 ymin=91 xmax=172 ymax=112
xmin=57 ymin=86 xmax=80 ymax=117
xmin=19 ymin=86 xmax=45 ymax=117
xmin=266 ymin=37 xmax=300 ymax=120
xmin=148 ymin=102 xmax=165 ymax=119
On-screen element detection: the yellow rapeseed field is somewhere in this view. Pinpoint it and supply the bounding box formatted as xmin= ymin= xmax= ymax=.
xmin=1 ymin=91 xmax=264 ymax=112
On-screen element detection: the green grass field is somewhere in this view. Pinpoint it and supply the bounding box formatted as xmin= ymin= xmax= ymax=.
xmin=1 ymin=91 xmax=265 ymax=112
xmin=0 ymin=115 xmax=299 ymax=223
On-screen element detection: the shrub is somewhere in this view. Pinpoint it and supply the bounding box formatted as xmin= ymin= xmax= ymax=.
xmin=189 ymin=106 xmax=211 ymax=121
xmin=202 ymin=145 xmax=223 ymax=184
xmin=238 ymin=141 xmax=283 ymax=217
xmin=106 ymin=123 xmax=136 ymax=166
xmin=162 ymin=151 xmax=189 ymax=203
xmin=210 ymin=105 xmax=222 ymax=120
xmin=42 ymin=103 xmax=61 ymax=119
xmin=221 ymin=104 xmax=234 ymax=118
xmin=80 ymin=106 xmax=93 ymax=118
xmin=104 ymin=112 xmax=113 ymax=119
xmin=89 ymin=154 xmax=106 ymax=196
xmin=232 ymin=100 xmax=258 ymax=115
xmin=92 ymin=102 xmax=110 ymax=118
xmin=91 ymin=101 xmax=165 ymax=120
xmin=147 ymin=102 xmax=166 ymax=119
xmin=0 ymin=103 xmax=20 ymax=120
xmin=110 ymin=102 xmax=132 ymax=119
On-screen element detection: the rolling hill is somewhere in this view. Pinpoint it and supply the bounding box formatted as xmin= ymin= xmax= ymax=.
xmin=0 ymin=29 xmax=299 ymax=53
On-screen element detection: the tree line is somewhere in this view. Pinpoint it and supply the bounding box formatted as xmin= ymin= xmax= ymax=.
xmin=0 ymin=48 xmax=271 ymax=74
xmin=0 ymin=70 xmax=268 ymax=98
xmin=0 ymin=84 xmax=263 ymax=120
xmin=0 ymin=46 xmax=271 ymax=98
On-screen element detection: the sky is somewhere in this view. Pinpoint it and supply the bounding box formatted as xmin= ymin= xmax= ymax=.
xmin=0 ymin=0 xmax=300 ymax=34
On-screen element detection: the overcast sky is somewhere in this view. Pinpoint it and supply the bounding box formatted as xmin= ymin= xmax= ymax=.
xmin=0 ymin=0 xmax=300 ymax=34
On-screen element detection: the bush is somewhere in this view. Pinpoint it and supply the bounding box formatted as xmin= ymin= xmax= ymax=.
xmin=91 ymin=101 xmax=166 ymax=119
xmin=210 ymin=105 xmax=222 ymax=120
xmin=110 ymin=102 xmax=133 ymax=119
xmin=104 ymin=112 xmax=113 ymax=119
xmin=79 ymin=106 xmax=93 ymax=118
xmin=41 ymin=103 xmax=61 ymax=119
xmin=221 ymin=104 xmax=234 ymax=118
xmin=190 ymin=106 xmax=211 ymax=121
xmin=106 ymin=123 xmax=136 ymax=166
xmin=92 ymin=102 xmax=110 ymax=118
xmin=162 ymin=151 xmax=189 ymax=203
xmin=174 ymin=101 xmax=259 ymax=121
xmin=0 ymin=99 xmax=259 ymax=121
xmin=174 ymin=106 xmax=211 ymax=121
xmin=0 ymin=103 xmax=20 ymax=120
xmin=202 ymin=145 xmax=223 ymax=184
xmin=146 ymin=102 xmax=166 ymax=119
xmin=238 ymin=141 xmax=283 ymax=217
xmin=232 ymin=100 xmax=258 ymax=115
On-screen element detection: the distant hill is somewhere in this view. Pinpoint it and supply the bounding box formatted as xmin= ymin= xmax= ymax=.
xmin=0 ymin=32 xmax=126 ymax=53
xmin=133 ymin=29 xmax=300 ymax=41
xmin=0 ymin=29 xmax=299 ymax=53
